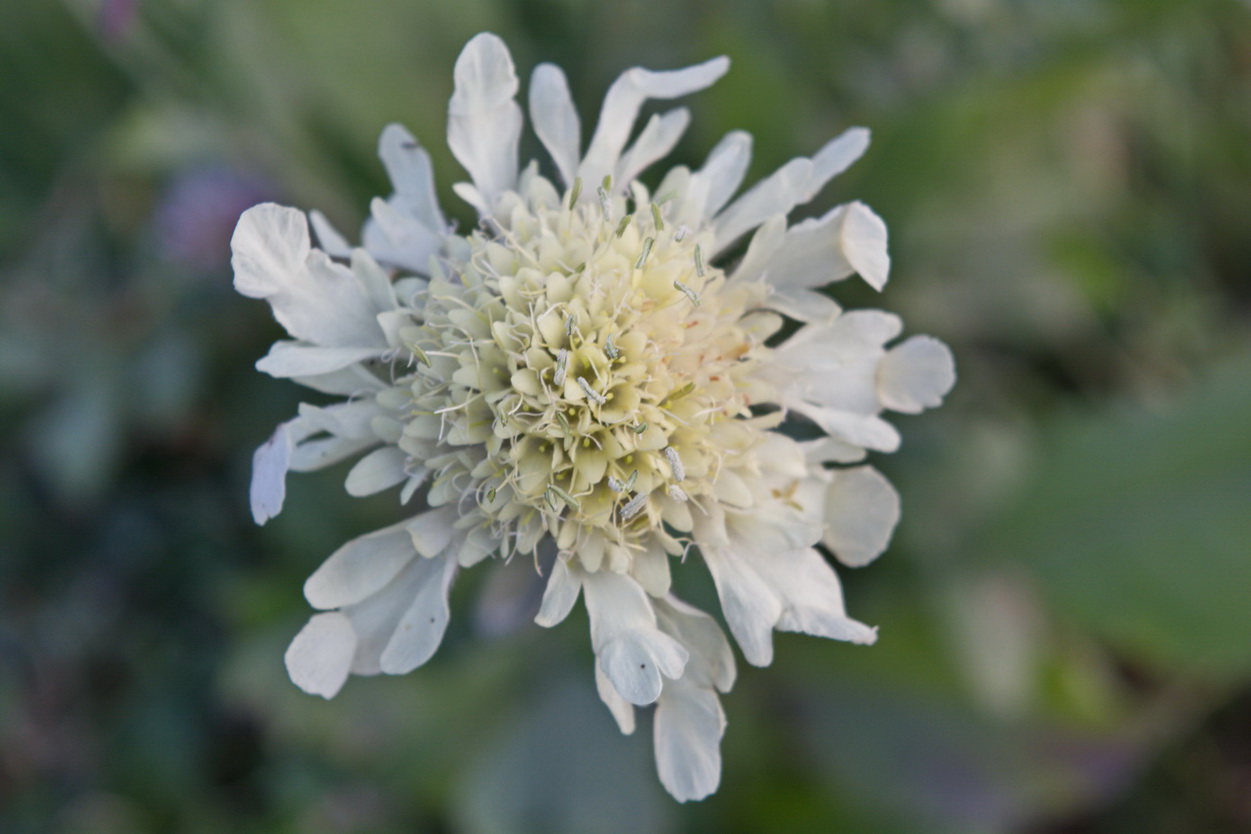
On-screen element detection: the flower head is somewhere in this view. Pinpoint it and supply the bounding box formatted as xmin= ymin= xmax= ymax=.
xmin=233 ymin=33 xmax=954 ymax=802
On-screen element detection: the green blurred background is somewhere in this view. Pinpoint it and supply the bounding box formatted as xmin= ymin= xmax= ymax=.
xmin=2 ymin=0 xmax=1250 ymax=831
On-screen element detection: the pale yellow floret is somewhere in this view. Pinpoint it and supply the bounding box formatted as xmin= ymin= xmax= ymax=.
xmin=382 ymin=179 xmax=778 ymax=571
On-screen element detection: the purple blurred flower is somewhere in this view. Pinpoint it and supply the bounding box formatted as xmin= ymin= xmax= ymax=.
xmin=98 ymin=0 xmax=141 ymax=42
xmin=154 ymin=166 xmax=275 ymax=270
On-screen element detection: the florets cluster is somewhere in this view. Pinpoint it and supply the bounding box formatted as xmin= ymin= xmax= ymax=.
xmin=232 ymin=33 xmax=955 ymax=802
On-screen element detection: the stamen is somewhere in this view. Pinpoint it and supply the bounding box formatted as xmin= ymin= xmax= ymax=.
xmin=635 ymin=237 xmax=654 ymax=269
xmin=548 ymin=483 xmax=581 ymax=511
xmin=407 ymin=342 xmax=432 ymax=367
xmin=554 ymin=349 xmax=569 ymax=386
xmin=577 ymin=376 xmax=606 ymax=404
xmin=694 ymin=244 xmax=705 ymax=277
xmin=621 ymin=491 xmax=649 ymax=519
xmin=673 ymin=280 xmax=701 ymax=306
xmin=663 ymin=446 xmax=686 ymax=482
xmin=659 ymin=382 xmax=695 ymax=407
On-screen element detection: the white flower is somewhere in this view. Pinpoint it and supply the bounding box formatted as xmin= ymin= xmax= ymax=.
xmin=233 ymin=32 xmax=955 ymax=802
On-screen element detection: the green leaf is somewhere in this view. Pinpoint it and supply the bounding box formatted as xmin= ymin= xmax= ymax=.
xmin=982 ymin=352 xmax=1251 ymax=676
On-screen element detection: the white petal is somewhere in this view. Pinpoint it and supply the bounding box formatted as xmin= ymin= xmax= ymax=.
xmin=807 ymin=126 xmax=870 ymax=194
xmin=364 ymin=197 xmax=444 ymax=274
xmin=711 ymin=158 xmax=813 ymax=255
xmin=840 ymin=201 xmax=890 ymax=290
xmin=730 ymin=214 xmax=787 ymax=284
xmin=447 ymin=33 xmax=522 ymax=211
xmin=654 ymin=679 xmax=725 ymax=803
xmin=595 ymin=662 xmax=637 ymax=735
xmin=534 ymin=556 xmax=582 ymax=627
xmin=789 ymin=403 xmax=901 ymax=453
xmin=650 ymin=596 xmax=734 ymax=802
xmin=654 ymin=597 xmax=736 ymax=692
xmin=255 ymin=342 xmax=381 ymax=378
xmin=342 ymin=551 xmax=450 ymax=676
xmin=766 ymin=288 xmax=842 ymax=324
xmin=291 ymin=364 xmax=385 ymax=397
xmin=284 ymin=612 xmax=356 ymax=699
xmin=577 ymin=56 xmax=730 ymax=189
xmin=614 ymin=108 xmax=690 ymax=187
xmin=700 ymin=545 xmax=783 ymax=666
xmin=406 ymin=505 xmax=458 ymax=558
xmin=702 ymin=544 xmax=876 ymax=667
xmin=581 ymin=569 xmax=688 ymax=706
xmin=599 ymin=630 xmax=688 ymax=706
xmin=250 ymin=417 xmax=311 ymax=524
xmin=344 ymin=446 xmax=409 ymax=497
xmin=377 ymin=123 xmax=445 ymax=233
xmin=738 ymin=201 xmax=888 ymax=296
xmin=350 ymin=248 xmax=397 ymax=314
xmin=698 ymin=131 xmax=752 ymax=220
xmin=711 ymin=127 xmax=870 ymax=256
xmin=297 ymin=399 xmax=384 ymax=440
xmin=823 ymin=466 xmax=900 ymax=567
xmin=288 ymin=435 xmax=377 ymax=472
xmin=631 ymin=544 xmax=672 ymax=598
xmin=772 ymin=548 xmax=878 ymax=643
xmin=877 ymin=335 xmax=956 ymax=414
xmin=379 ymin=554 xmax=457 ymax=674
xmin=800 ymin=436 xmax=867 ymax=465
xmin=304 ymin=520 xmax=418 ymax=610
xmin=232 ymin=204 xmax=383 ymax=346
xmin=308 ymin=210 xmax=351 ymax=258
xmin=529 ymin=63 xmax=581 ymax=187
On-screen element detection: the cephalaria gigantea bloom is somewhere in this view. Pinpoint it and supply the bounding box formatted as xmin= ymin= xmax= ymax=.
xmin=233 ymin=33 xmax=955 ymax=802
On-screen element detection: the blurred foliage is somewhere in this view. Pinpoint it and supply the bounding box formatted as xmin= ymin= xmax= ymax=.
xmin=2 ymin=0 xmax=1250 ymax=832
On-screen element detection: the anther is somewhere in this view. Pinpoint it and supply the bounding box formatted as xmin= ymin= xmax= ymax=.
xmin=548 ymin=483 xmax=581 ymax=511
xmin=577 ymin=376 xmax=606 ymax=404
xmin=407 ymin=342 xmax=432 ymax=367
xmin=568 ymin=177 xmax=583 ymax=209
xmin=635 ymin=237 xmax=654 ymax=270
xmin=605 ymin=334 xmax=620 ymax=360
xmin=597 ymin=186 xmax=611 ymax=219
xmin=673 ymin=280 xmax=700 ymax=306
xmin=623 ymin=469 xmax=638 ymax=491
xmin=631 ymin=422 xmax=648 ymax=434
xmin=621 ymin=491 xmax=649 ymax=519
xmin=565 ymin=313 xmax=577 ymax=338
xmin=674 ymin=225 xmax=690 ymax=242
xmin=659 ymin=382 xmax=695 ymax=407
xmin=650 ymin=203 xmax=664 ymax=231
xmin=663 ymin=446 xmax=685 ymax=482
xmin=667 ymin=484 xmax=689 ymax=502
xmin=614 ymin=215 xmax=631 ymax=238
xmin=554 ymin=349 xmax=569 ymax=386
xmin=607 ymin=476 xmax=625 ymax=492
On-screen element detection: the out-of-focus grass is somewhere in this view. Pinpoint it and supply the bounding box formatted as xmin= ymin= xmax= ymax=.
xmin=1 ymin=1 xmax=1249 ymax=832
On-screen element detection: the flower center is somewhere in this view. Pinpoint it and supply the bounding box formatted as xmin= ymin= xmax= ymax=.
xmin=393 ymin=188 xmax=772 ymax=563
